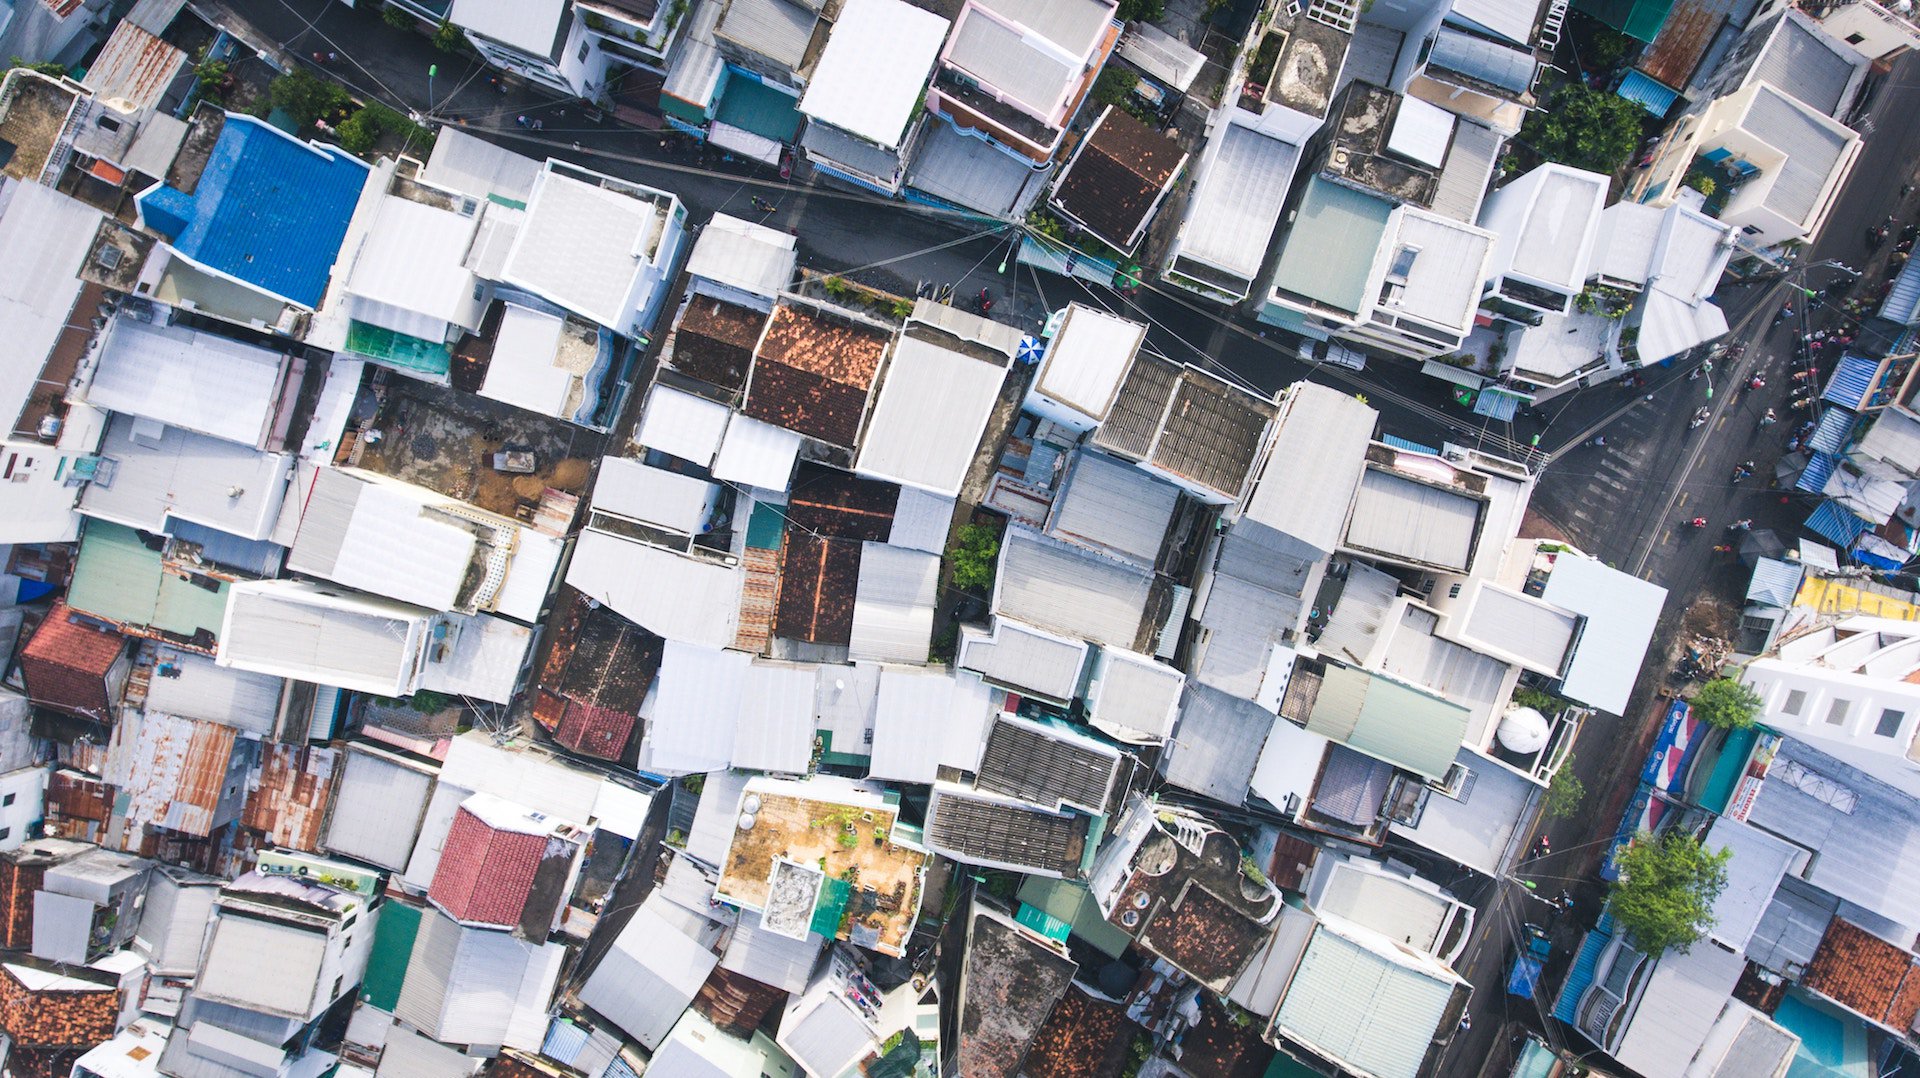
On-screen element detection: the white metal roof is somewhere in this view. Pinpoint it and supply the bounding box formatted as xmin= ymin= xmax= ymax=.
xmin=733 ymin=662 xmax=816 ymax=773
xmin=1045 ymin=449 xmax=1178 ymax=565
xmin=288 ymin=468 xmax=476 ymax=612
xmin=957 ymin=618 xmax=1088 ymax=702
xmin=81 ymin=413 xmax=294 ymax=541
xmin=688 ymin=214 xmax=798 ymax=297
xmin=449 ymin=0 xmax=566 ymax=57
xmin=868 ymin=667 xmax=994 ymax=783
xmin=1242 ymin=383 xmax=1376 ymax=555
xmin=946 ymin=6 xmax=1077 ymax=120
xmin=86 ymin=317 xmax=287 ymax=447
xmin=579 ymin=894 xmax=720 ymax=1050
xmin=848 ymin=542 xmax=938 ymax=663
xmin=648 ymin=642 xmax=749 ymax=773
xmin=1031 ymin=304 xmax=1145 ymax=421
xmin=0 ymin=182 xmax=104 ymax=430
xmin=1460 ymin=583 xmax=1578 ymax=674
xmin=1375 ymin=208 xmax=1497 ymax=333
xmin=713 ymin=414 xmax=802 ymax=491
xmin=143 ymin=651 xmax=283 ymax=735
xmin=1386 ymin=96 xmax=1456 ymax=168
xmin=1614 ymin=944 xmax=1747 ymax=1078
xmin=1116 ymin=21 xmax=1205 ymax=91
xmin=1702 ymin=815 xmax=1795 ymax=952
xmin=418 ymin=611 xmax=532 ymax=703
xmin=994 ymin=527 xmax=1152 ymax=647
xmin=502 ymin=166 xmax=672 ymax=330
xmin=798 ymin=0 xmax=950 ymax=148
xmin=421 ymin=129 xmax=542 ymax=205
xmin=1344 ymin=466 xmax=1483 ymax=572
xmin=1448 ymin=0 xmax=1539 ymax=44
xmin=1178 ymin=121 xmax=1301 ymax=281
xmin=218 ymin=580 xmax=427 ymax=696
xmin=637 ymin=384 xmax=731 ymax=466
xmin=198 ymin=913 xmax=330 ymax=1020
xmin=326 ymin=746 xmax=435 ymax=870
xmin=888 ymin=486 xmax=954 ymax=553
xmin=346 ymin=193 xmax=481 ymax=340
xmin=567 ymin=530 xmax=741 ymax=649
xmin=1086 ymin=647 xmax=1183 ymax=742
xmin=591 ymin=456 xmax=716 ymax=535
xmin=1541 ymin=553 xmax=1667 ymax=713
xmin=479 ymin=304 xmax=572 ymax=419
xmin=855 ymin=333 xmax=1007 ymax=496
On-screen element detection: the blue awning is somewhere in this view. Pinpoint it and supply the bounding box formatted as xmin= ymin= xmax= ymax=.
xmin=1807 ymin=500 xmax=1872 ymax=546
xmin=1809 ymin=408 xmax=1858 ymax=454
xmin=1552 ymin=913 xmax=1616 ymax=1024
xmin=1383 ymin=434 xmax=1442 ymax=455
xmin=1824 ymin=353 xmax=1881 ymax=408
xmin=543 ymin=1019 xmax=590 ymax=1064
xmin=1618 ymin=70 xmax=1679 ymax=116
xmin=1797 ymin=451 xmax=1837 ymax=492
xmin=1884 ymin=256 xmax=1920 ymax=325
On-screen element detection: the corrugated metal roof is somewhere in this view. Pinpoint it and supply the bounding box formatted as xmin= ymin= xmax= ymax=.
xmin=1824 ymin=353 xmax=1879 ymax=409
xmin=1271 ymin=924 xmax=1459 ymax=1078
xmin=1804 ymin=497 xmax=1870 ymax=546
xmin=689 ymin=213 xmax=798 ymax=298
xmin=720 ymin=911 xmax=823 ymax=992
xmin=450 ymin=0 xmax=566 ymax=56
xmin=81 ymin=21 xmax=187 ymax=114
xmin=868 ymin=667 xmax=994 ymax=782
xmin=327 ymin=746 xmax=435 ymax=871
xmin=347 ymin=193 xmax=483 ymax=342
xmin=144 ymin=651 xmax=282 ymax=734
xmin=1701 ymin=815 xmax=1796 ymax=951
xmin=109 ymin=710 xmax=246 ymax=837
xmin=1031 ymin=304 xmax=1145 ymax=421
xmin=567 ymin=530 xmax=742 ymax=649
xmin=1344 ymin=466 xmax=1483 ymax=572
xmin=592 ymin=457 xmax=717 ymax=534
xmin=994 ymin=527 xmax=1152 ymax=647
xmin=377 ymin=1027 xmax=475 ymax=1078
xmin=781 ymin=992 xmax=874 ymax=1078
xmin=715 ymin=0 xmax=818 ymax=70
xmin=1428 ymin=27 xmax=1536 ymax=92
xmin=135 ymin=868 xmax=217 ymax=975
xmin=855 ymin=333 xmax=1008 ymax=497
xmin=0 ymin=183 xmax=99 ymax=435
xmin=578 ymin=895 xmax=720 ymax=1049
xmin=978 ymin=0 xmax=1113 ymax=58
xmin=1243 ymin=383 xmax=1376 ymax=554
xmin=1461 ymin=584 xmax=1578 ymax=674
xmin=638 ymin=384 xmax=732 ymax=466
xmin=1117 ymin=21 xmax=1204 ymax=91
xmin=1045 ymin=450 xmax=1178 ymax=566
xmin=1180 ymin=123 xmax=1302 ymax=283
xmin=1809 ymin=407 xmax=1858 ymax=454
xmin=1162 ymin=683 xmax=1275 ymax=803
xmin=1797 ymin=450 xmax=1837 ymax=493
xmin=1303 ymin=663 xmax=1470 ymax=780
xmin=1755 ymin=12 xmax=1862 ymax=118
xmin=1613 ymin=942 xmax=1746 ymax=1077
xmin=1085 ymin=647 xmax=1183 ymax=742
xmin=685 ymin=770 xmax=753 ymax=868
xmin=887 ymin=486 xmax=954 ymax=554
xmin=69 ymin=520 xmax=230 ymax=643
xmin=1617 ymin=69 xmax=1680 ymax=115
xmin=905 ymin=117 xmax=1048 ymax=218
xmin=848 ymin=542 xmax=938 ymax=664
xmin=732 ymin=661 xmax=815 ymax=772
xmin=1746 ymin=735 xmax=1920 ymax=928
xmin=196 ymin=912 xmax=329 ymax=1020
xmin=1745 ymin=86 xmax=1851 ymax=227
xmin=958 ymin=618 xmax=1087 ymax=702
xmin=1271 ymin=175 xmax=1395 ymax=316
xmin=1882 ymin=257 xmax=1920 ymax=325
xmin=649 ymin=642 xmax=749 ymax=773
xmin=1428 ymin=120 xmax=1504 ymax=223
xmin=714 ymin=414 xmax=803 ymax=491
xmin=798 ymin=0 xmax=949 ymax=148
xmin=422 ymin=129 xmax=541 ymax=205
xmin=946 ymin=5 xmax=1077 ymax=117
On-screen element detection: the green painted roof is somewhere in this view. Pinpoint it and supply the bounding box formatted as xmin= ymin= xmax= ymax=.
xmin=1015 ymin=876 xmax=1132 ymax=958
xmin=1303 ymin=664 xmax=1471 ymax=780
xmin=812 ymin=876 xmax=852 ymax=937
xmin=1574 ymin=0 xmax=1673 ymax=42
xmin=68 ymin=521 xmax=229 ymax=642
xmin=361 ymin=899 xmax=422 ymax=1011
xmin=1269 ymin=177 xmax=1394 ymax=317
xmin=716 ymin=73 xmax=804 ymax=143
xmin=346 ymin=320 xmax=452 ymax=377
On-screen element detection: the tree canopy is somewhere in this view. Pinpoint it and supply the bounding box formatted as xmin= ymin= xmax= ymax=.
xmin=1692 ymin=677 xmax=1763 ymax=730
xmin=1520 ymin=82 xmax=1647 ymax=175
xmin=1610 ymin=830 xmax=1731 ymax=955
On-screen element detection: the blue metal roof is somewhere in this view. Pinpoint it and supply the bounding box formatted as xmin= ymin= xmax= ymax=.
xmin=1797 ymin=451 xmax=1837 ymax=492
xmin=135 ymin=115 xmax=370 ymax=308
xmin=1806 ymin=500 xmax=1871 ymax=546
xmin=1383 ymin=434 xmax=1442 ymax=455
xmin=1746 ymin=557 xmax=1804 ymax=608
xmin=1883 ymin=256 xmax=1920 ymax=326
xmin=1823 ymin=352 xmax=1880 ymax=409
xmin=1618 ymin=70 xmax=1680 ymax=116
xmin=542 ymin=1019 xmax=590 ymax=1064
xmin=1809 ymin=407 xmax=1858 ymax=455
xmin=1551 ymin=913 xmax=1615 ymax=1024
xmin=1473 ymin=386 xmax=1522 ymax=421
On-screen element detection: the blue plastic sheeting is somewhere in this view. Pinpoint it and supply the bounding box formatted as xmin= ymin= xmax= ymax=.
xmin=1508 ymin=955 xmax=1543 ymax=998
xmin=1797 ymin=451 xmax=1837 ymax=493
xmin=1383 ymin=434 xmax=1442 ymax=455
xmin=1551 ymin=913 xmax=1616 ymax=1023
xmin=1854 ymin=540 xmax=1904 ymax=571
xmin=1806 ymin=500 xmax=1871 ymax=546
xmin=1618 ymin=70 xmax=1680 ymax=116
xmin=1823 ymin=353 xmax=1880 ymax=408
xmin=1808 ymin=408 xmax=1858 ymax=455
xmin=136 ymin=116 xmax=371 ymax=308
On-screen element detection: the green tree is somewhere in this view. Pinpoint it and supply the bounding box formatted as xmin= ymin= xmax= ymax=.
xmin=1117 ymin=0 xmax=1164 ymax=22
xmin=1092 ymin=65 xmax=1138 ymax=109
xmin=1542 ymin=759 xmax=1586 ymax=819
xmin=336 ymin=109 xmax=381 ymax=153
xmin=268 ymin=69 xmax=351 ymax=126
xmin=1610 ymin=830 xmax=1731 ymax=954
xmin=947 ymin=523 xmax=1001 ymax=593
xmin=1691 ymin=677 xmax=1762 ymax=730
xmin=432 ymin=20 xmax=466 ymax=52
xmin=382 ymin=4 xmax=416 ymax=29
xmin=7 ymin=57 xmax=68 ymax=77
xmin=1520 ymin=82 xmax=1647 ymax=174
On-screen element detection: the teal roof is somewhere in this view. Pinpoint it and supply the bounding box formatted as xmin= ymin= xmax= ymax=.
xmin=345 ymin=320 xmax=453 ymax=376
xmin=1303 ymin=664 xmax=1472 ymax=780
xmin=361 ymin=899 xmax=421 ymax=1011
xmin=1270 ymin=177 xmax=1394 ymax=317
xmin=717 ymin=72 xmax=804 ymax=143
xmin=68 ymin=520 xmax=230 ymax=644
xmin=1014 ymin=876 xmax=1132 ymax=958
xmin=136 ymin=115 xmax=371 ymax=309
xmin=1575 ymin=0 xmax=1675 ymax=41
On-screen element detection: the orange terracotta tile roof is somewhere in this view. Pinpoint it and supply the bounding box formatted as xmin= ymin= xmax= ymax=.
xmin=756 ymin=301 xmax=889 ymax=389
xmin=19 ymin=603 xmax=125 ymax=719
xmin=1804 ymin=919 xmax=1920 ymax=1031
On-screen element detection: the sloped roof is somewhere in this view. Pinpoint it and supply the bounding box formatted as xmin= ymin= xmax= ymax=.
xmin=798 ymin=0 xmax=949 ymax=147
xmin=1050 ymin=106 xmax=1187 ymax=252
xmin=1302 ymin=663 xmax=1470 ymax=780
xmin=1802 ymin=919 xmax=1920 ymax=1031
xmin=1271 ymin=921 xmax=1460 ymax=1078
xmin=428 ymin=798 xmax=551 ymax=928
xmin=19 ymin=602 xmax=124 ymax=719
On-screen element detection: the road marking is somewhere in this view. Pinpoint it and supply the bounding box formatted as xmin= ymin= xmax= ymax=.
xmin=1717 ymin=414 xmax=1729 ymax=431
xmin=1661 ymin=529 xmax=1673 ymax=545
xmin=1677 ymin=491 xmax=1689 ymax=507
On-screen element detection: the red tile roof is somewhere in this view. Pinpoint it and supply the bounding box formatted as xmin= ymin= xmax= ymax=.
xmin=757 ymin=302 xmax=889 ymax=388
xmin=428 ymin=805 xmax=548 ymax=928
xmin=743 ymin=359 xmax=870 ymax=447
xmin=19 ymin=603 xmax=124 ymax=719
xmin=1023 ymin=986 xmax=1134 ymax=1078
xmin=552 ymin=700 xmax=638 ymax=761
xmin=1804 ymin=919 xmax=1920 ymax=1031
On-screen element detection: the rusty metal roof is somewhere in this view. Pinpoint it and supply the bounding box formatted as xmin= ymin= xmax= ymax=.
xmin=81 ymin=21 xmax=188 ymax=114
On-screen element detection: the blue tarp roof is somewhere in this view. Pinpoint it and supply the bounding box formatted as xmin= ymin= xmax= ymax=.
xmin=1823 ymin=353 xmax=1880 ymax=409
xmin=135 ymin=115 xmax=370 ymax=308
xmin=1809 ymin=408 xmax=1858 ymax=454
xmin=1797 ymin=451 xmax=1837 ymax=492
xmin=1806 ymin=500 xmax=1871 ymax=546
xmin=1618 ymin=70 xmax=1680 ymax=116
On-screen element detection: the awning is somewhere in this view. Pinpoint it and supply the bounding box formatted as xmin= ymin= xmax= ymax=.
xmin=1797 ymin=451 xmax=1837 ymax=493
xmin=1823 ymin=353 xmax=1881 ymax=409
xmin=1808 ymin=408 xmax=1858 ymax=455
xmin=1806 ymin=500 xmax=1871 ymax=546
xmin=1474 ymin=385 xmax=1523 ymax=420
xmin=1421 ymin=359 xmax=1487 ymax=388
xmin=1383 ymin=434 xmax=1442 ymax=455
xmin=708 ymin=121 xmax=782 ymax=165
xmin=1617 ymin=70 xmax=1679 ymax=117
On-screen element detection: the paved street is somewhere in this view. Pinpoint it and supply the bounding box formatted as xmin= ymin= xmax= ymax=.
xmin=194 ymin=4 xmax=1920 ymax=1072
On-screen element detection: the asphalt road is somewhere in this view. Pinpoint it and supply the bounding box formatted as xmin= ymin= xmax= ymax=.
xmin=187 ymin=5 xmax=1920 ymax=1073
